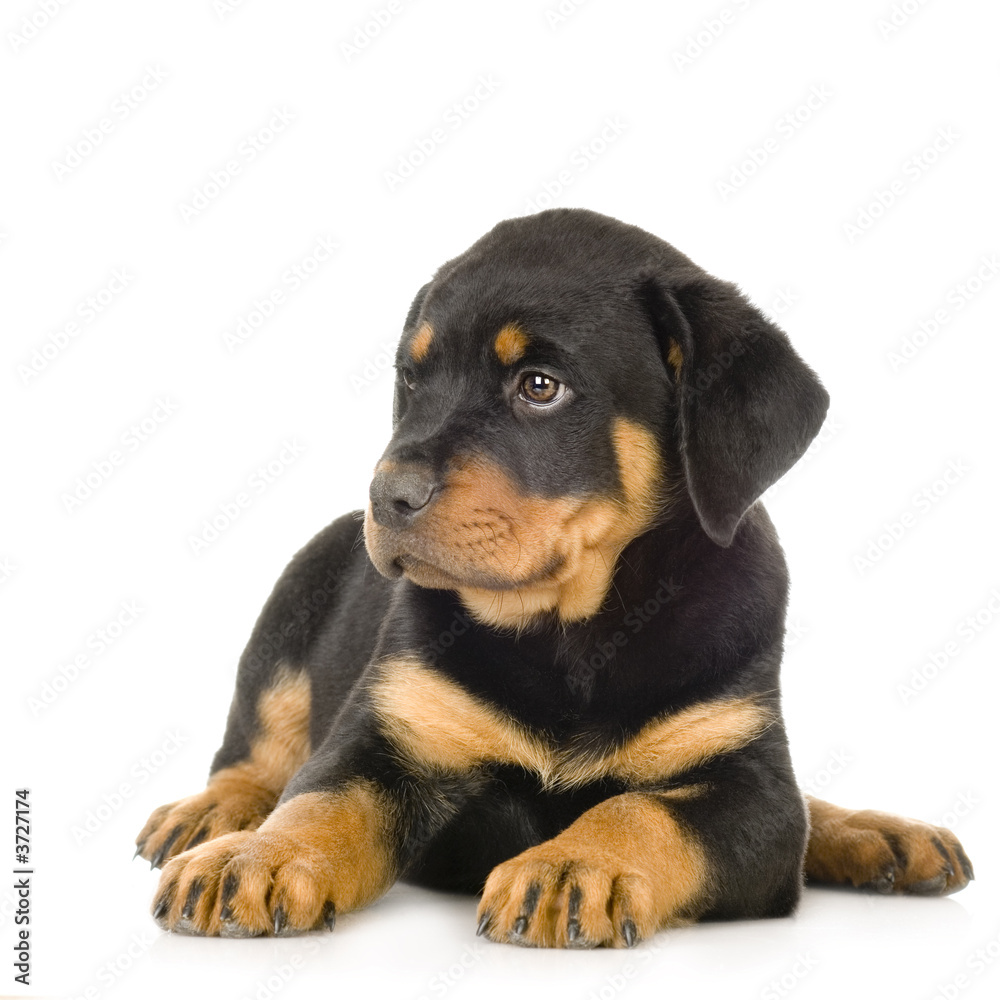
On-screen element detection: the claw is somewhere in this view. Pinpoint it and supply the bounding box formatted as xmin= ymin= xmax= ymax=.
xmin=273 ymin=905 xmax=286 ymax=935
xmin=957 ymin=849 xmax=975 ymax=882
xmin=182 ymin=881 xmax=204 ymax=920
xmin=152 ymin=891 xmax=172 ymax=923
xmin=322 ymin=900 xmax=336 ymax=932
xmin=869 ymin=870 xmax=895 ymax=894
xmin=476 ymin=912 xmax=491 ymax=937
xmin=512 ymin=916 xmax=528 ymax=936
xmin=622 ymin=919 xmax=637 ymax=949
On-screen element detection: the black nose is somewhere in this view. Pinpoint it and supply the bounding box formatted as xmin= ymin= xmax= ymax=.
xmin=369 ymin=466 xmax=438 ymax=529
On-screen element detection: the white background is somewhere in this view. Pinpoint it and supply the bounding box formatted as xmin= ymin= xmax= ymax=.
xmin=3 ymin=0 xmax=999 ymax=997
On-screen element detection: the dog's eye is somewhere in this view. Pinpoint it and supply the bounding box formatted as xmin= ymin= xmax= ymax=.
xmin=400 ymin=368 xmax=417 ymax=390
xmin=520 ymin=372 xmax=564 ymax=405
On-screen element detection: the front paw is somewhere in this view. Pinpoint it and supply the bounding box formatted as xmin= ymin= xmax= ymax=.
xmin=135 ymin=776 xmax=277 ymax=869
xmin=476 ymin=845 xmax=664 ymax=949
xmin=151 ymin=830 xmax=336 ymax=937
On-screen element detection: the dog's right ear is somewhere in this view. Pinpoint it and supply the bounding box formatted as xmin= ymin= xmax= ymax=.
xmin=643 ymin=273 xmax=829 ymax=547
xmin=392 ymin=282 xmax=432 ymax=425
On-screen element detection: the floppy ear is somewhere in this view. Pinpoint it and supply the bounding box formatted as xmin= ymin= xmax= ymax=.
xmin=645 ymin=274 xmax=830 ymax=547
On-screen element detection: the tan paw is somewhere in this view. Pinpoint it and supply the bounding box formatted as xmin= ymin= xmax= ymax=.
xmin=150 ymin=829 xmax=337 ymax=937
xmin=135 ymin=775 xmax=277 ymax=869
xmin=806 ymin=805 xmax=973 ymax=895
xmin=476 ymin=844 xmax=669 ymax=949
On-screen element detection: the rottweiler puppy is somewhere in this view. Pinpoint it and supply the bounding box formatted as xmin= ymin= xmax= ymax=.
xmin=137 ymin=209 xmax=973 ymax=947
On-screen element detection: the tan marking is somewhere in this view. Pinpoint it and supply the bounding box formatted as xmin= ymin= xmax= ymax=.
xmin=372 ymin=417 xmax=663 ymax=629
xmin=574 ymin=697 xmax=772 ymax=787
xmin=259 ymin=784 xmax=398 ymax=913
xmin=478 ymin=792 xmax=706 ymax=947
xmin=155 ymin=782 xmax=397 ymax=935
xmin=136 ymin=666 xmax=312 ymax=866
xmin=371 ymin=657 xmax=770 ymax=789
xmin=494 ymin=323 xmax=530 ymax=365
xmin=804 ymin=796 xmax=972 ymax=894
xmin=667 ymin=339 xmax=683 ymax=374
xmin=371 ymin=656 xmax=554 ymax=780
xmin=240 ymin=665 xmax=313 ymax=791
xmin=409 ymin=322 xmax=434 ymax=363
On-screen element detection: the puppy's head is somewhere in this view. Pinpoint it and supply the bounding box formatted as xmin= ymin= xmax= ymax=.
xmin=364 ymin=209 xmax=828 ymax=628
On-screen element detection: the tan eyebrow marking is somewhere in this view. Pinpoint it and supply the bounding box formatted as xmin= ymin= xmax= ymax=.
xmin=409 ymin=322 xmax=434 ymax=363
xmin=494 ymin=323 xmax=530 ymax=365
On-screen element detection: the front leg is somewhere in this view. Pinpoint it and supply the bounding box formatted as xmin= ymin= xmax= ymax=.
xmin=477 ymin=790 xmax=707 ymax=948
xmin=151 ymin=779 xmax=397 ymax=936
xmin=150 ymin=700 xmax=471 ymax=937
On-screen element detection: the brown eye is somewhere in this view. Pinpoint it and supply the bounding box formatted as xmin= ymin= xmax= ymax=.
xmin=400 ymin=368 xmax=417 ymax=390
xmin=520 ymin=372 xmax=564 ymax=405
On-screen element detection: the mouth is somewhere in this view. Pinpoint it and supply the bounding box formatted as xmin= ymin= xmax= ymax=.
xmin=392 ymin=550 xmax=565 ymax=592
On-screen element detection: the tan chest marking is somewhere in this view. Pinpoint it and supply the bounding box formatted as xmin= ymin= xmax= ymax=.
xmin=370 ymin=658 xmax=771 ymax=789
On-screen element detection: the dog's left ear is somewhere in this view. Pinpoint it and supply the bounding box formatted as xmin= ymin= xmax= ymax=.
xmin=643 ymin=273 xmax=830 ymax=547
